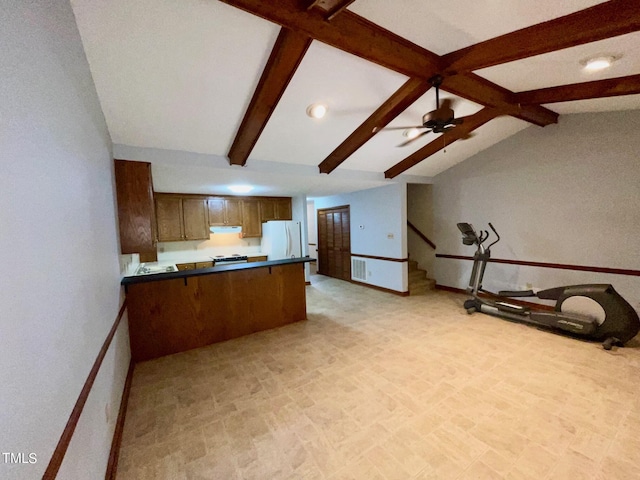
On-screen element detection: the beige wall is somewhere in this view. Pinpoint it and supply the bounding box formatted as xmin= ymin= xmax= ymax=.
xmin=432 ymin=110 xmax=640 ymax=311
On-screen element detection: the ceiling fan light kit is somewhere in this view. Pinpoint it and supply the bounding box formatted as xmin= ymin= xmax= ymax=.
xmin=403 ymin=128 xmax=421 ymax=139
xmin=391 ymin=74 xmax=465 ymax=146
xmin=306 ymin=103 xmax=327 ymax=119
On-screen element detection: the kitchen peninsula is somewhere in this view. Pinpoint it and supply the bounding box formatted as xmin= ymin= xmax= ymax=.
xmin=122 ymin=257 xmax=312 ymax=362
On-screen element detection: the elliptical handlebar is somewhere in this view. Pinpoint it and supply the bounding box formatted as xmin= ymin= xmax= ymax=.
xmin=487 ymin=223 xmax=500 ymax=249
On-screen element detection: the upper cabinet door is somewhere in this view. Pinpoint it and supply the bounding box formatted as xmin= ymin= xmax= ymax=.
xmin=275 ymin=198 xmax=292 ymax=220
xmin=207 ymin=198 xmax=226 ymax=226
xmin=156 ymin=195 xmax=183 ymax=242
xmin=182 ymin=198 xmax=209 ymax=240
xmin=259 ymin=199 xmax=277 ymax=222
xmin=241 ymin=200 xmax=262 ymax=237
xmin=225 ymin=198 xmax=243 ymax=226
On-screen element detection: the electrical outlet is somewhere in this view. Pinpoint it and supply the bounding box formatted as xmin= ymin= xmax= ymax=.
xmin=368 ymin=271 xmax=372 ymax=277
xmin=526 ymin=283 xmax=533 ymax=289
xmin=387 ymin=233 xmax=394 ymax=239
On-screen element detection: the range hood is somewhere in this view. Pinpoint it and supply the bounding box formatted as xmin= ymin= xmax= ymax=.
xmin=210 ymin=225 xmax=242 ymax=234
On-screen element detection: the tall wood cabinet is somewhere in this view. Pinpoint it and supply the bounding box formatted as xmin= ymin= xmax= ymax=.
xmin=155 ymin=194 xmax=209 ymax=242
xmin=114 ymin=159 xmax=157 ymax=262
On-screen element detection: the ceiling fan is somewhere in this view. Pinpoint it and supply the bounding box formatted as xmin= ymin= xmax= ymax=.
xmin=387 ymin=75 xmax=466 ymax=147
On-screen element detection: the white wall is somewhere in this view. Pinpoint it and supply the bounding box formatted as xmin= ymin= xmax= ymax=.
xmin=433 ymin=110 xmax=640 ymax=312
xmin=306 ymin=200 xmax=317 ymax=260
xmin=407 ymin=183 xmax=435 ymax=276
xmin=291 ymin=194 xmax=311 ymax=282
xmin=314 ymin=183 xmax=408 ymax=292
xmin=0 ymin=1 xmax=128 ymax=479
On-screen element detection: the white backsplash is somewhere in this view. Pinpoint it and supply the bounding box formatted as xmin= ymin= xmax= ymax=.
xmin=157 ymin=234 xmax=262 ymax=262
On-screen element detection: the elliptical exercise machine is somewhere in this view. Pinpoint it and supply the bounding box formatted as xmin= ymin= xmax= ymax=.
xmin=457 ymin=222 xmax=639 ymax=349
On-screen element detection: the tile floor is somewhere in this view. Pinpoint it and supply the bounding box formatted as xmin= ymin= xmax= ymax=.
xmin=116 ymin=273 xmax=640 ymax=479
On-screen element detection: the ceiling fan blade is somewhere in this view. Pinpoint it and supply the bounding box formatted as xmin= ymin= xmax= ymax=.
xmin=396 ymin=130 xmax=430 ymax=147
xmin=382 ymin=126 xmax=425 ymax=131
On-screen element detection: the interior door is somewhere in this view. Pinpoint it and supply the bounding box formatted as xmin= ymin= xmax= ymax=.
xmin=317 ymin=206 xmax=350 ymax=281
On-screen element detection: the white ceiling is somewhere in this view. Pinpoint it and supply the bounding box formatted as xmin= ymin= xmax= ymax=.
xmin=71 ymin=0 xmax=640 ymax=197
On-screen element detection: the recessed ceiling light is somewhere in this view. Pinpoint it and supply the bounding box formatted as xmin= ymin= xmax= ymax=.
xmin=403 ymin=128 xmax=421 ymax=140
xmin=581 ymin=54 xmax=621 ymax=72
xmin=228 ymin=185 xmax=253 ymax=193
xmin=306 ymin=103 xmax=327 ymax=119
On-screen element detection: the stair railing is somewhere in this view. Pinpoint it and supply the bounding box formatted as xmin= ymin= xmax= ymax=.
xmin=407 ymin=221 xmax=436 ymax=250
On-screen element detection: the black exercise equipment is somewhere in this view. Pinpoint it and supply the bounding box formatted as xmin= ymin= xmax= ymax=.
xmin=457 ymin=222 xmax=639 ymax=349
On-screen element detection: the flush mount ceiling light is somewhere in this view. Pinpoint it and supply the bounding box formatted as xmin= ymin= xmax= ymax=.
xmin=581 ymin=54 xmax=621 ymax=72
xmin=306 ymin=103 xmax=327 ymax=119
xmin=228 ymin=185 xmax=253 ymax=194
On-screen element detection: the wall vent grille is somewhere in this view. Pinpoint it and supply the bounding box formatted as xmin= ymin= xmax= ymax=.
xmin=352 ymin=258 xmax=367 ymax=281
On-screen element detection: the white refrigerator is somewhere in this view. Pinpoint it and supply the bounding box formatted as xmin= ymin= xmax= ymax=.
xmin=261 ymin=221 xmax=302 ymax=260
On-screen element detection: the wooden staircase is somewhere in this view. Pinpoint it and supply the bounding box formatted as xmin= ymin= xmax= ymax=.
xmin=408 ymin=259 xmax=436 ymax=295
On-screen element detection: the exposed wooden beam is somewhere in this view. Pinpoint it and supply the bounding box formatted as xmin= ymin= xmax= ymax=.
xmin=218 ymin=0 xmax=442 ymax=83
xmin=384 ymin=108 xmax=501 ymax=179
xmin=219 ymin=0 xmax=557 ymax=129
xmin=306 ymin=0 xmax=356 ymax=20
xmin=228 ymin=28 xmax=312 ymax=166
xmin=442 ymin=74 xmax=558 ymax=127
xmin=515 ymin=74 xmax=640 ymax=105
xmin=318 ymin=78 xmax=431 ymax=174
xmin=442 ymin=0 xmax=640 ymax=75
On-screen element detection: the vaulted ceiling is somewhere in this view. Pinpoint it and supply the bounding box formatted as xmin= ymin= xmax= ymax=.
xmin=71 ymin=0 xmax=640 ymax=196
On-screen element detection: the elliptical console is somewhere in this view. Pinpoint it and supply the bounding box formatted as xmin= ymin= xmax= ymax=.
xmin=457 ymin=222 xmax=639 ymax=349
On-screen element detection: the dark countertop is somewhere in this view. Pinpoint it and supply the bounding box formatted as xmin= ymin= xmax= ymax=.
xmin=121 ymin=256 xmax=313 ymax=286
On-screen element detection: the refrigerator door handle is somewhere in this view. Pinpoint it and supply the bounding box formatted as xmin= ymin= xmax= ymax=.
xmin=285 ymin=224 xmax=290 ymax=257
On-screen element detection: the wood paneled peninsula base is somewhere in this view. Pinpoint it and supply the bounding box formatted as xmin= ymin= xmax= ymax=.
xmin=121 ymin=258 xmax=312 ymax=362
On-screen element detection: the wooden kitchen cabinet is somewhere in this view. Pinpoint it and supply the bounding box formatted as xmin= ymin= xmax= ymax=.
xmin=156 ymin=194 xmax=209 ymax=242
xmin=177 ymin=261 xmax=213 ymax=271
xmin=114 ymin=159 xmax=157 ymax=262
xmin=208 ymin=197 xmax=242 ymax=226
xmin=176 ymin=263 xmax=195 ymax=271
xmin=155 ymin=195 xmax=182 ymax=242
xmin=241 ymin=200 xmax=262 ymax=237
xmin=125 ymin=261 xmax=308 ymax=362
xmin=275 ymin=198 xmax=292 ymax=220
xmin=259 ymin=197 xmax=292 ymax=222
xmin=247 ymin=256 xmax=268 ymax=263
xmin=182 ymin=198 xmax=209 ymax=239
xmin=195 ymin=261 xmax=214 ymax=269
